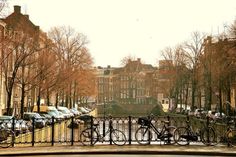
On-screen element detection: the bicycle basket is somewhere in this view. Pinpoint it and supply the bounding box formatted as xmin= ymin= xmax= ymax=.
xmin=137 ymin=117 xmax=150 ymax=126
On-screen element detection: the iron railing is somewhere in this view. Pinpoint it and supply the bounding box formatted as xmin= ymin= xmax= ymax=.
xmin=0 ymin=115 xmax=234 ymax=147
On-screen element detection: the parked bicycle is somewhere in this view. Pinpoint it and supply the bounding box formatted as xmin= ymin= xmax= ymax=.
xmin=213 ymin=116 xmax=236 ymax=147
xmin=174 ymin=117 xmax=202 ymax=145
xmin=135 ymin=115 xmax=176 ymax=145
xmin=174 ymin=116 xmax=216 ymax=146
xmin=80 ymin=116 xmax=127 ymax=146
xmin=0 ymin=124 xmax=15 ymax=148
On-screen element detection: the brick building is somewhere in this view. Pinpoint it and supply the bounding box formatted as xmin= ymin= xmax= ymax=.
xmin=0 ymin=6 xmax=47 ymax=115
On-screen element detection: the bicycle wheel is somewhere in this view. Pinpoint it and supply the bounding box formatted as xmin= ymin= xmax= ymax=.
xmin=162 ymin=126 xmax=176 ymax=145
xmin=80 ymin=128 xmax=98 ymax=146
xmin=0 ymin=130 xmax=14 ymax=148
xmin=174 ymin=127 xmax=189 ymax=146
xmin=200 ymin=127 xmax=216 ymax=146
xmin=135 ymin=127 xmax=152 ymax=145
xmin=226 ymin=129 xmax=236 ymax=147
xmin=111 ymin=129 xmax=127 ymax=146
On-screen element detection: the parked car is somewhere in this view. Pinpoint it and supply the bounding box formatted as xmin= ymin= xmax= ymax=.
xmin=194 ymin=108 xmax=204 ymax=118
xmin=47 ymin=110 xmax=63 ymax=123
xmin=47 ymin=106 xmax=64 ymax=122
xmin=214 ymin=112 xmax=226 ymax=121
xmin=0 ymin=116 xmax=29 ymax=136
xmin=70 ymin=108 xmax=81 ymax=117
xmin=39 ymin=113 xmax=53 ymax=125
xmin=78 ymin=107 xmax=90 ymax=114
xmin=23 ymin=112 xmax=46 ymax=129
xmin=57 ymin=106 xmax=74 ymax=118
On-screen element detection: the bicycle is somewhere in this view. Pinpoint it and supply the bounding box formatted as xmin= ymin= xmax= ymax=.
xmin=174 ymin=117 xmax=205 ymax=145
xmin=217 ymin=116 xmax=236 ymax=147
xmin=0 ymin=124 xmax=15 ymax=148
xmin=199 ymin=116 xmax=217 ymax=146
xmin=80 ymin=116 xmax=127 ymax=146
xmin=135 ymin=115 xmax=176 ymax=145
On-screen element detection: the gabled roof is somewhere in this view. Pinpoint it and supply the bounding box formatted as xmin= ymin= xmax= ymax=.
xmin=2 ymin=5 xmax=39 ymax=35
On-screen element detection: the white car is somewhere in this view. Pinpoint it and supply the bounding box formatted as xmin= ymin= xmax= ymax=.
xmin=214 ymin=112 xmax=226 ymax=120
xmin=194 ymin=109 xmax=204 ymax=118
xmin=78 ymin=107 xmax=90 ymax=114
xmin=57 ymin=106 xmax=74 ymax=118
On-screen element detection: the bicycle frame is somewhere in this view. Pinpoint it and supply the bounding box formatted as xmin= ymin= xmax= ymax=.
xmin=141 ymin=120 xmax=171 ymax=140
xmin=149 ymin=122 xmax=167 ymax=137
xmin=96 ymin=124 xmax=115 ymax=141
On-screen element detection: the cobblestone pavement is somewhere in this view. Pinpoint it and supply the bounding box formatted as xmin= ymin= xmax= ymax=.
xmin=0 ymin=145 xmax=236 ymax=156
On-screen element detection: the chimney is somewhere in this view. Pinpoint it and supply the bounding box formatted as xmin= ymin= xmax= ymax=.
xmin=35 ymin=26 xmax=40 ymax=31
xmin=14 ymin=5 xmax=21 ymax=14
xmin=24 ymin=14 xmax=29 ymax=19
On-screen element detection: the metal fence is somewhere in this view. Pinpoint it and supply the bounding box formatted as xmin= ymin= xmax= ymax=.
xmin=0 ymin=115 xmax=234 ymax=147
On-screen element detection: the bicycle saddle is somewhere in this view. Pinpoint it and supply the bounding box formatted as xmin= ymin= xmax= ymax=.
xmin=161 ymin=120 xmax=170 ymax=124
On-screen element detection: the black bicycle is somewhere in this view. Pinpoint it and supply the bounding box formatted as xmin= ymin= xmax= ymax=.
xmin=80 ymin=116 xmax=127 ymax=146
xmin=135 ymin=116 xmax=176 ymax=145
xmin=174 ymin=118 xmax=201 ymax=145
xmin=0 ymin=124 xmax=15 ymax=148
xmin=174 ymin=116 xmax=216 ymax=146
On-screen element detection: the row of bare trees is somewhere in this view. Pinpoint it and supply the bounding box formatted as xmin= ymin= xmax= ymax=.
xmin=161 ymin=22 xmax=236 ymax=115
xmin=0 ymin=22 xmax=95 ymax=117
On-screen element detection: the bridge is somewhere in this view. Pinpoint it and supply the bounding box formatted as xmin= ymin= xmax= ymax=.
xmin=1 ymin=110 xmax=231 ymax=147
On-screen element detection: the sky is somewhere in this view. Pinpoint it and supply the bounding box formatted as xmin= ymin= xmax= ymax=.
xmin=7 ymin=0 xmax=236 ymax=67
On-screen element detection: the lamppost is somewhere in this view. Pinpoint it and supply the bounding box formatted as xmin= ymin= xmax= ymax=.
xmin=13 ymin=96 xmax=18 ymax=118
xmin=27 ymin=96 xmax=31 ymax=112
xmin=103 ymin=97 xmax=107 ymax=118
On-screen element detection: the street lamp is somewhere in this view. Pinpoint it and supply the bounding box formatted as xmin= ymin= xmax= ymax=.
xmin=27 ymin=96 xmax=31 ymax=112
xmin=13 ymin=96 xmax=18 ymax=118
xmin=103 ymin=97 xmax=107 ymax=118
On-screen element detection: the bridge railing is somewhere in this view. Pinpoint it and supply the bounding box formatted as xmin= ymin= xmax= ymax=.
xmin=0 ymin=115 xmax=234 ymax=147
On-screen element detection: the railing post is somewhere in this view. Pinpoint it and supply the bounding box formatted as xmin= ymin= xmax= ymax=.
xmin=148 ymin=115 xmax=151 ymax=144
xmin=186 ymin=115 xmax=190 ymax=144
xmin=227 ymin=116 xmax=231 ymax=147
xmin=103 ymin=117 xmax=106 ymax=138
xmin=128 ymin=116 xmax=132 ymax=145
xmin=90 ymin=116 xmax=94 ymax=145
xmin=32 ymin=117 xmax=35 ymax=146
xmin=109 ymin=116 xmax=112 ymax=145
xmin=71 ymin=117 xmax=74 ymax=146
xmin=12 ymin=117 xmax=15 ymax=147
xmin=167 ymin=115 xmax=170 ymax=144
xmin=206 ymin=116 xmax=210 ymax=144
xmin=51 ymin=116 xmax=55 ymax=146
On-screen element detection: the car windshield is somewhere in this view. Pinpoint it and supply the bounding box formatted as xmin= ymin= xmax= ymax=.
xmin=47 ymin=111 xmax=57 ymax=117
xmin=0 ymin=116 xmax=12 ymax=120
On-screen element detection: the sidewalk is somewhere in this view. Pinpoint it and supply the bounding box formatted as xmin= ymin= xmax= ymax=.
xmin=1 ymin=145 xmax=236 ymax=156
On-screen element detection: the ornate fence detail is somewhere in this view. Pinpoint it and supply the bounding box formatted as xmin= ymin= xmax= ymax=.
xmin=0 ymin=115 xmax=235 ymax=147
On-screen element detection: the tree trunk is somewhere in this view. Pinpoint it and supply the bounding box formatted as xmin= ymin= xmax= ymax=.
xmin=6 ymin=92 xmax=12 ymax=115
xmin=46 ymin=89 xmax=50 ymax=106
xmin=20 ymin=83 xmax=25 ymax=119
xmin=191 ymin=80 xmax=196 ymax=110
xmin=37 ymin=89 xmax=41 ymax=113
xmin=55 ymin=93 xmax=58 ymax=108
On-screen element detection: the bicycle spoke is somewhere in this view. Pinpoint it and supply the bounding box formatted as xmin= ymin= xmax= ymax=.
xmin=111 ymin=129 xmax=127 ymax=146
xmin=80 ymin=128 xmax=98 ymax=146
xmin=135 ymin=127 xmax=152 ymax=145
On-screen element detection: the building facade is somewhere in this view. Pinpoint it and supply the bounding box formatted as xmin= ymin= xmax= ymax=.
xmin=0 ymin=5 xmax=48 ymax=116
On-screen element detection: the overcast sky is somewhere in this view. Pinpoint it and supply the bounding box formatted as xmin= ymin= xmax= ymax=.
xmin=8 ymin=0 xmax=236 ymax=67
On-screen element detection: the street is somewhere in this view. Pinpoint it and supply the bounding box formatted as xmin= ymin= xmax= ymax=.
xmin=18 ymin=155 xmax=226 ymax=157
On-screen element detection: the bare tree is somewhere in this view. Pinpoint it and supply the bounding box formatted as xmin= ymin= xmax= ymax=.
xmin=161 ymin=45 xmax=190 ymax=112
xmin=1 ymin=28 xmax=39 ymax=115
xmin=48 ymin=26 xmax=93 ymax=108
xmin=183 ymin=31 xmax=206 ymax=110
